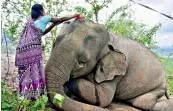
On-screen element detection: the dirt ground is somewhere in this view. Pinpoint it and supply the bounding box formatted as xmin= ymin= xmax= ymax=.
xmin=1 ymin=53 xmax=18 ymax=91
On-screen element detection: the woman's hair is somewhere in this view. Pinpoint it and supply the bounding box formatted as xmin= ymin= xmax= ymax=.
xmin=31 ymin=4 xmax=44 ymax=19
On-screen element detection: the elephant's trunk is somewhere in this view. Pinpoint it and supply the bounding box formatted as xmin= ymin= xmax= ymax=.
xmin=45 ymin=40 xmax=109 ymax=111
xmin=45 ymin=44 xmax=74 ymax=109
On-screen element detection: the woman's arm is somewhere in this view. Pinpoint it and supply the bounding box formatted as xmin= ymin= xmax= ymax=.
xmin=43 ymin=23 xmax=55 ymax=35
xmin=50 ymin=14 xmax=79 ymax=23
xmin=43 ymin=14 xmax=79 ymax=35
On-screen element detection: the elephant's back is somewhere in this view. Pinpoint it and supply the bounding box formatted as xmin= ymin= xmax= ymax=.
xmin=110 ymin=33 xmax=166 ymax=100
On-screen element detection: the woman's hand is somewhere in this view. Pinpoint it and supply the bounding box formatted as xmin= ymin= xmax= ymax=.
xmin=72 ymin=14 xmax=80 ymax=18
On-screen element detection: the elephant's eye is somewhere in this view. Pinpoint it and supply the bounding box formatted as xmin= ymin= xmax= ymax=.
xmin=78 ymin=61 xmax=86 ymax=68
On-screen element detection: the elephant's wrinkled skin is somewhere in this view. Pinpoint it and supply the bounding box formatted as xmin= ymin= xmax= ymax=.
xmin=45 ymin=19 xmax=171 ymax=111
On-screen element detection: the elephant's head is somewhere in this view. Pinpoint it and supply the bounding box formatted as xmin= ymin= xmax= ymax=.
xmin=45 ymin=19 xmax=113 ymax=110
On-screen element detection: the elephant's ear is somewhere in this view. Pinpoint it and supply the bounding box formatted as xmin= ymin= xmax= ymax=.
xmin=95 ymin=49 xmax=127 ymax=83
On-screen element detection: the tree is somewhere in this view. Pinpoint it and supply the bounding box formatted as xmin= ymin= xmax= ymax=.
xmin=2 ymin=0 xmax=36 ymax=43
xmin=85 ymin=0 xmax=112 ymax=23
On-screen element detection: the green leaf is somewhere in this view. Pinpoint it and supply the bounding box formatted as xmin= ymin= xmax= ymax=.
xmin=95 ymin=5 xmax=100 ymax=12
xmin=6 ymin=102 xmax=14 ymax=108
xmin=2 ymin=102 xmax=7 ymax=109
xmin=46 ymin=0 xmax=50 ymax=2
xmin=22 ymin=99 xmax=31 ymax=106
xmin=30 ymin=107 xmax=37 ymax=111
xmin=40 ymin=101 xmax=45 ymax=109
xmin=42 ymin=95 xmax=48 ymax=103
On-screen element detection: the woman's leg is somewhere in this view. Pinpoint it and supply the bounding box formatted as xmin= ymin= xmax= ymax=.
xmin=38 ymin=60 xmax=46 ymax=94
xmin=18 ymin=65 xmax=31 ymax=98
xmin=30 ymin=62 xmax=42 ymax=99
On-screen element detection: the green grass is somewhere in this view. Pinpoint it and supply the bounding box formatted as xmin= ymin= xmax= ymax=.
xmin=159 ymin=56 xmax=173 ymax=93
xmin=1 ymin=82 xmax=49 ymax=111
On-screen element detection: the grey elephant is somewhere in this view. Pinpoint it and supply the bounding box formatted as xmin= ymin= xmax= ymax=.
xmin=45 ymin=19 xmax=172 ymax=111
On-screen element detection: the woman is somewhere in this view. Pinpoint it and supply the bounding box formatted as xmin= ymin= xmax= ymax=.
xmin=15 ymin=4 xmax=78 ymax=100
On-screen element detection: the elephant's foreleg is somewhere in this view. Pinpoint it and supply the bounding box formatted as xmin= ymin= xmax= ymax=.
xmin=66 ymin=79 xmax=116 ymax=107
xmin=127 ymin=89 xmax=166 ymax=110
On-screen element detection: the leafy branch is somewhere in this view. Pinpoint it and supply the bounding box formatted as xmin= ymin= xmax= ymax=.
xmin=85 ymin=0 xmax=112 ymax=22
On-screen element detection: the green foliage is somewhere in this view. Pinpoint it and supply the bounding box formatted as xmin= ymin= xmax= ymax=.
xmin=2 ymin=0 xmax=37 ymax=44
xmin=106 ymin=5 xmax=130 ymax=22
xmin=85 ymin=0 xmax=112 ymax=22
xmin=44 ymin=37 xmax=54 ymax=60
xmin=1 ymin=82 xmax=49 ymax=111
xmin=104 ymin=4 xmax=161 ymax=49
xmin=74 ymin=4 xmax=161 ymax=49
xmin=158 ymin=56 xmax=173 ymax=93
xmin=105 ymin=19 xmax=161 ymax=49
xmin=1 ymin=82 xmax=16 ymax=111
xmin=74 ymin=6 xmax=94 ymax=19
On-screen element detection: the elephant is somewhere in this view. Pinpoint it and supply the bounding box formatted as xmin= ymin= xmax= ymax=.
xmin=45 ymin=19 xmax=172 ymax=111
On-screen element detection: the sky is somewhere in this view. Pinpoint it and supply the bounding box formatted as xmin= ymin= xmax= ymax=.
xmin=63 ymin=0 xmax=173 ymax=56
xmin=129 ymin=0 xmax=173 ymax=56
